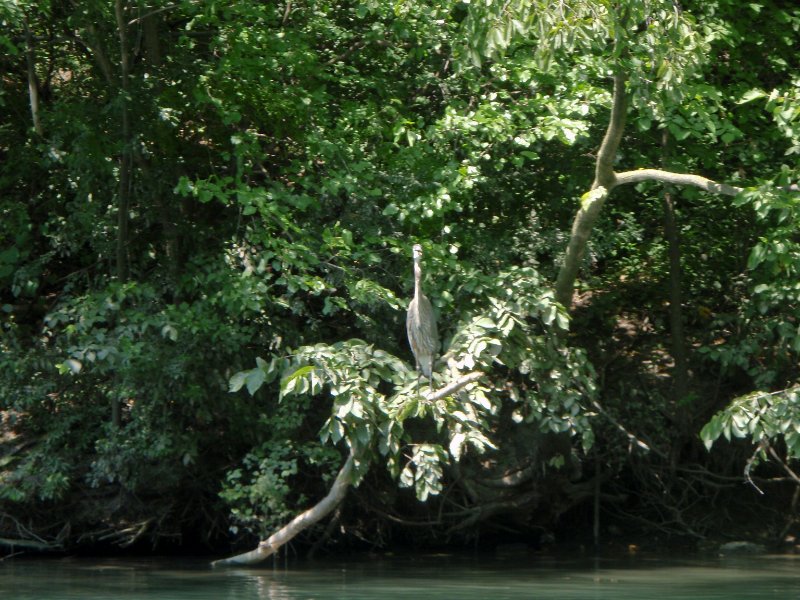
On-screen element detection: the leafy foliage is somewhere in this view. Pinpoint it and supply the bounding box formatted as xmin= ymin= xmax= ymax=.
xmin=1 ymin=0 xmax=799 ymax=550
xmin=229 ymin=267 xmax=595 ymax=508
xmin=701 ymin=387 xmax=800 ymax=464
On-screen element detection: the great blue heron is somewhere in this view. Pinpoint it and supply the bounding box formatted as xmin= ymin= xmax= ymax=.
xmin=406 ymin=244 xmax=439 ymax=381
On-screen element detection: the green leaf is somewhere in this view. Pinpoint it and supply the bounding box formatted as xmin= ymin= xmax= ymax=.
xmin=747 ymin=244 xmax=766 ymax=270
xmin=57 ymin=358 xmax=83 ymax=375
xmin=161 ymin=324 xmax=178 ymax=341
xmin=700 ymin=417 xmax=721 ymax=450
xmin=246 ymin=368 xmax=266 ymax=395
xmin=738 ymin=89 xmax=766 ymax=104
xmin=229 ymin=371 xmax=248 ymax=393
xmin=667 ymin=123 xmax=691 ymax=141
xmin=280 ymin=365 xmax=315 ymax=393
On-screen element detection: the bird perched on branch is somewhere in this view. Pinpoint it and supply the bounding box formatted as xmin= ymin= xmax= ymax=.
xmin=406 ymin=244 xmax=439 ymax=381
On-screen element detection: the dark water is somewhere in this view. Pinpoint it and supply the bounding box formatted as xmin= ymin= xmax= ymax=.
xmin=1 ymin=553 xmax=799 ymax=599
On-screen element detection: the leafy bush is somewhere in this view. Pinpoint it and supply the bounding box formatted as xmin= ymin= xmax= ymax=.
xmin=226 ymin=267 xmax=596 ymax=522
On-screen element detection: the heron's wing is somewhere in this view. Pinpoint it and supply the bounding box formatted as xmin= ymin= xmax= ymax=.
xmin=414 ymin=293 xmax=439 ymax=353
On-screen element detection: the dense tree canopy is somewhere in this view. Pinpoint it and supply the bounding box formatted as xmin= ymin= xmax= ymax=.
xmin=1 ymin=0 xmax=799 ymax=556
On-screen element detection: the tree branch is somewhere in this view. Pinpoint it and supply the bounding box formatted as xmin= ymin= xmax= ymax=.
xmin=590 ymin=399 xmax=662 ymax=456
xmin=614 ymin=168 xmax=743 ymax=196
xmin=426 ymin=371 xmax=484 ymax=401
xmin=211 ymin=372 xmax=483 ymax=567
xmin=211 ymin=449 xmax=356 ymax=567
xmin=79 ymin=24 xmax=116 ymax=87
xmin=127 ymin=3 xmax=179 ymax=25
xmin=593 ymin=72 xmax=628 ymax=189
xmin=552 ymin=66 xmax=757 ymax=309
xmin=767 ymin=444 xmax=800 ymax=486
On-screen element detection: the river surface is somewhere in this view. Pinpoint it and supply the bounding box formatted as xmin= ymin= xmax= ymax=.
xmin=1 ymin=552 xmax=798 ymax=599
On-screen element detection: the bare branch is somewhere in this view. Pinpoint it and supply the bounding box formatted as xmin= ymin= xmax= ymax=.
xmin=81 ymin=24 xmax=116 ymax=86
xmin=324 ymin=39 xmax=391 ymax=67
xmin=590 ymin=399 xmax=660 ymax=456
xmin=767 ymin=444 xmax=800 ymax=485
xmin=23 ymin=15 xmax=43 ymax=136
xmin=445 ymin=490 xmax=540 ymax=532
xmin=473 ymin=462 xmax=537 ymax=488
xmin=211 ymin=449 xmax=355 ymax=567
xmin=282 ymin=1 xmax=292 ymax=26
xmin=425 ymin=371 xmax=484 ymax=401
xmin=127 ymin=3 xmax=180 ymax=26
xmin=614 ymin=168 xmax=743 ymax=196
xmin=744 ymin=442 xmax=766 ymax=495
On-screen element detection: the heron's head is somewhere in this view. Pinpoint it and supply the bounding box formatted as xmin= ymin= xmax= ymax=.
xmin=412 ymin=244 xmax=423 ymax=261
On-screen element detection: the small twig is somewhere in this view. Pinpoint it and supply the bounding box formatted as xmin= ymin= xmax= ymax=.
xmin=127 ymin=3 xmax=180 ymax=25
xmin=767 ymin=444 xmax=800 ymax=485
xmin=473 ymin=462 xmax=536 ymax=489
xmin=281 ymin=0 xmax=292 ymax=26
xmin=1 ymin=550 xmax=25 ymax=561
xmin=744 ymin=442 xmax=766 ymax=495
xmin=591 ymin=399 xmax=658 ymax=455
xmin=424 ymin=371 xmax=483 ymax=402
xmin=324 ymin=39 xmax=391 ymax=67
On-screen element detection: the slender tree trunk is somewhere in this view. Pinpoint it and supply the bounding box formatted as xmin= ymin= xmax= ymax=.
xmin=24 ymin=15 xmax=43 ymax=137
xmin=554 ymin=73 xmax=626 ymax=307
xmin=140 ymin=12 xmax=182 ymax=282
xmin=115 ymin=0 xmax=131 ymax=284
xmin=112 ymin=0 xmax=132 ymax=429
xmin=142 ymin=12 xmax=161 ymax=65
xmin=555 ymin=188 xmax=609 ymax=307
xmin=662 ymin=191 xmax=688 ymax=399
xmin=84 ymin=23 xmax=116 ymax=86
xmin=660 ymin=130 xmax=689 ymax=403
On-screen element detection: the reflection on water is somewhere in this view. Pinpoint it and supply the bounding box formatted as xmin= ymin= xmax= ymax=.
xmin=1 ymin=553 xmax=799 ymax=599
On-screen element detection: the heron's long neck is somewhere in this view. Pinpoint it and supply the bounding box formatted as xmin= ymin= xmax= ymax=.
xmin=414 ymin=261 xmax=423 ymax=296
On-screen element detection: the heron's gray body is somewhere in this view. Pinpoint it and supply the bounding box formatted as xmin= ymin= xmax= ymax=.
xmin=406 ymin=244 xmax=439 ymax=379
